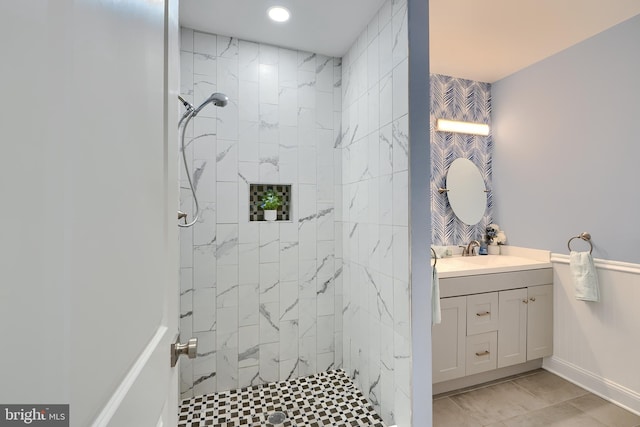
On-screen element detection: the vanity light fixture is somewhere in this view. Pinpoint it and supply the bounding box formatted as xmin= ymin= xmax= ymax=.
xmin=436 ymin=119 xmax=490 ymax=136
xmin=268 ymin=6 xmax=290 ymax=22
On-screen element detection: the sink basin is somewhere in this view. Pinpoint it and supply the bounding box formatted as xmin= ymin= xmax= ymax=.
xmin=442 ymin=255 xmax=530 ymax=267
xmin=436 ymin=254 xmax=552 ymax=278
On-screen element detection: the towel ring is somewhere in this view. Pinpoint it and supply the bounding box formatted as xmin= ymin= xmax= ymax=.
xmin=431 ymin=247 xmax=437 ymax=268
xmin=567 ymin=232 xmax=593 ymax=254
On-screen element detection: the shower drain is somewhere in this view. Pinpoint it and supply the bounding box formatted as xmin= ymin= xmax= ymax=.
xmin=267 ymin=411 xmax=287 ymax=424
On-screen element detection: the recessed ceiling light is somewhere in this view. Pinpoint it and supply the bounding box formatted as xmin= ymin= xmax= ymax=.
xmin=268 ymin=6 xmax=290 ymax=23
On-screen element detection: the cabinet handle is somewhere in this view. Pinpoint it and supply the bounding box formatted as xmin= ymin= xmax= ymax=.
xmin=475 ymin=350 xmax=490 ymax=356
xmin=530 ymin=297 xmax=536 ymax=302
xmin=476 ymin=311 xmax=491 ymax=317
xmin=522 ymin=299 xmax=529 ymax=304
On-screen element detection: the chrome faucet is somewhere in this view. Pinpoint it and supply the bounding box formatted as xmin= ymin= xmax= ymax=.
xmin=462 ymin=240 xmax=481 ymax=256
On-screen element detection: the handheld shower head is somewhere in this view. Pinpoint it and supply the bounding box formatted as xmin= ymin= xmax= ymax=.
xmin=193 ymin=92 xmax=228 ymax=116
xmin=209 ymin=92 xmax=229 ymax=107
xmin=176 ymin=91 xmax=230 ymax=228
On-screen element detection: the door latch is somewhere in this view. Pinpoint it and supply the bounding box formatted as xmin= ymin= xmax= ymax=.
xmin=171 ymin=336 xmax=197 ymax=367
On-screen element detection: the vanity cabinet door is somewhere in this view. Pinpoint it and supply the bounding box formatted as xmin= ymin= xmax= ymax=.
xmin=433 ymin=296 xmax=466 ymax=383
xmin=498 ymin=288 xmax=528 ymax=368
xmin=527 ymin=284 xmax=554 ymax=360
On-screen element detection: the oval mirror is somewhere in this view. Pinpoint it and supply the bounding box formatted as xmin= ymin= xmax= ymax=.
xmin=445 ymin=158 xmax=487 ymax=225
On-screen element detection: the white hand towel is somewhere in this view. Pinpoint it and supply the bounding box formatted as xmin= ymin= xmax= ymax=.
xmin=570 ymin=251 xmax=600 ymax=302
xmin=432 ymin=265 xmax=441 ymax=325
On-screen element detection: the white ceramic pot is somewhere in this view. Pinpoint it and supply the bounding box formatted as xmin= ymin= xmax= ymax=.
xmin=488 ymin=244 xmax=500 ymax=255
xmin=264 ymin=210 xmax=277 ymax=221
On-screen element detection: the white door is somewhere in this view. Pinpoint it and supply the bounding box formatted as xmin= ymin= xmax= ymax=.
xmin=0 ymin=1 xmax=181 ymax=426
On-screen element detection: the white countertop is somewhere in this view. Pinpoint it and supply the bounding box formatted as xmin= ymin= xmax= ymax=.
xmin=434 ymin=246 xmax=552 ymax=278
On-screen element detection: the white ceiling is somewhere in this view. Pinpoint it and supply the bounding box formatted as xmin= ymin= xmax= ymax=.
xmin=430 ymin=0 xmax=640 ymax=82
xmin=179 ymin=0 xmax=386 ymax=58
xmin=180 ymin=0 xmax=640 ymax=83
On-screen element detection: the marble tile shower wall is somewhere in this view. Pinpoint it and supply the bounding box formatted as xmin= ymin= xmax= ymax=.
xmin=339 ymin=0 xmax=411 ymax=426
xmin=430 ymin=74 xmax=494 ymax=246
xmin=178 ymin=28 xmax=342 ymax=399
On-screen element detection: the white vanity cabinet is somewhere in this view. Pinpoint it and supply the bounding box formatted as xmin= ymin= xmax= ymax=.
xmin=467 ymin=292 xmax=499 ymax=335
xmin=497 ymin=288 xmax=528 ymax=367
xmin=433 ymin=268 xmax=553 ymax=388
xmin=497 ymin=284 xmax=553 ymax=367
xmin=526 ymin=284 xmax=554 ymax=360
xmin=432 ymin=296 xmax=466 ymax=382
xmin=466 ymin=330 xmax=498 ymax=376
xmin=465 ymin=292 xmax=499 ymax=377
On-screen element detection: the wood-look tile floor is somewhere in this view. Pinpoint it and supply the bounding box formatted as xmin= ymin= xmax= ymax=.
xmin=433 ymin=370 xmax=640 ymax=427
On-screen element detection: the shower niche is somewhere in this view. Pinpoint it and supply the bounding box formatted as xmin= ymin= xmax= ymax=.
xmin=249 ymin=184 xmax=291 ymax=221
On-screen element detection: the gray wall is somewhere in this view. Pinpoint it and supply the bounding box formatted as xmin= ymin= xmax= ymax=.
xmin=492 ymin=14 xmax=640 ymax=263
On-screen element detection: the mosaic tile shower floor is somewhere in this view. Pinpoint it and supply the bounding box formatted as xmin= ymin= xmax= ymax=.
xmin=178 ymin=370 xmax=387 ymax=427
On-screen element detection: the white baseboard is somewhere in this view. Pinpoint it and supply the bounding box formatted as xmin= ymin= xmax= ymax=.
xmin=543 ymin=356 xmax=640 ymax=416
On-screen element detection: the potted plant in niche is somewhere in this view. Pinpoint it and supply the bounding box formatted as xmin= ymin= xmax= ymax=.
xmin=259 ymin=188 xmax=281 ymax=221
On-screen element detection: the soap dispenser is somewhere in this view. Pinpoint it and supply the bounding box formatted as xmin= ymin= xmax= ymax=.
xmin=479 ymin=241 xmax=488 ymax=255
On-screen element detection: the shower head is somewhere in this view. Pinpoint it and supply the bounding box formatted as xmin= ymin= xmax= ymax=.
xmin=208 ymin=92 xmax=229 ymax=107
xmin=193 ymin=92 xmax=228 ymax=116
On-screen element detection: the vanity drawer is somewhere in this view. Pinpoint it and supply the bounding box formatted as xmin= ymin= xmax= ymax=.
xmin=466 ymin=292 xmax=499 ymax=335
xmin=466 ymin=331 xmax=498 ymax=375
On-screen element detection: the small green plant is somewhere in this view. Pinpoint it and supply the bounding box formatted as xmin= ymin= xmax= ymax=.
xmin=260 ymin=189 xmax=281 ymax=210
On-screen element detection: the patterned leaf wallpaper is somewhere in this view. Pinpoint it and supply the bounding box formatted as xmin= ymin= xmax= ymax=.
xmin=430 ymin=74 xmax=494 ymax=246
